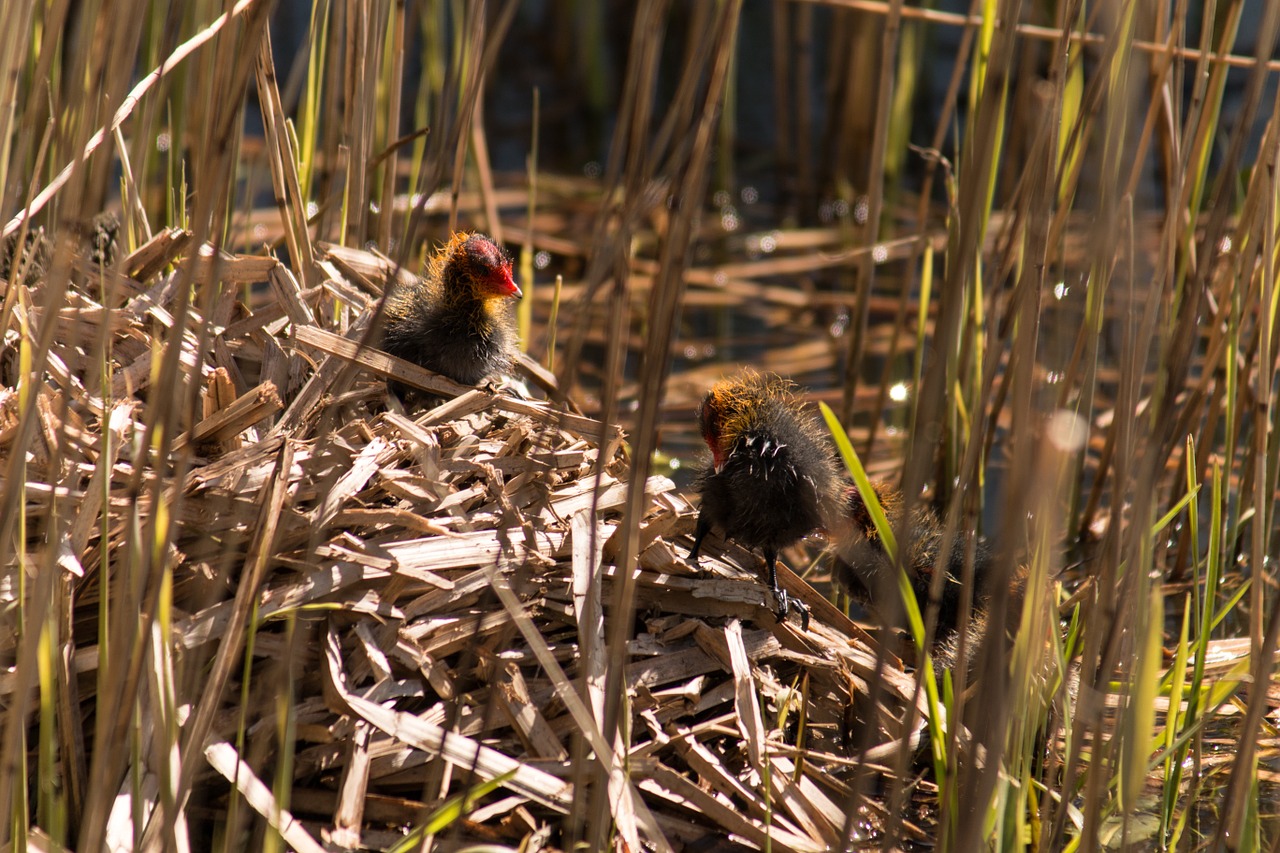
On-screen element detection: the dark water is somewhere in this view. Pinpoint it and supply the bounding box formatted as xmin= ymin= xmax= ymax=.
xmin=260 ymin=2 xmax=1275 ymax=202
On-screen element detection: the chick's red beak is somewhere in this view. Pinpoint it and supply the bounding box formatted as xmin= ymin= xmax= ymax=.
xmin=710 ymin=443 xmax=726 ymax=473
xmin=488 ymin=264 xmax=522 ymax=298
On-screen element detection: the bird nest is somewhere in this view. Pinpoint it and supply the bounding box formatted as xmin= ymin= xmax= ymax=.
xmin=3 ymin=227 xmax=934 ymax=851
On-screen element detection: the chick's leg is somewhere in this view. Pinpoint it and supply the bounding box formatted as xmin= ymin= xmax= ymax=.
xmin=688 ymin=512 xmax=712 ymax=564
xmin=763 ymin=549 xmax=810 ymax=631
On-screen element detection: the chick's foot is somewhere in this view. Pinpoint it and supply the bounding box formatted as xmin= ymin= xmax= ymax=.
xmin=771 ymin=586 xmax=811 ymax=631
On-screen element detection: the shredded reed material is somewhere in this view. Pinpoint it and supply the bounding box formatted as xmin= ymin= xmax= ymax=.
xmin=3 ymin=230 xmax=937 ymax=849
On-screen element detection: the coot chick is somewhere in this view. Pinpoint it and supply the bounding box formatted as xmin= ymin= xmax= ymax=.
xmin=833 ymin=480 xmax=1018 ymax=676
xmin=689 ymin=371 xmax=842 ymax=630
xmin=380 ymin=232 xmax=521 ymax=397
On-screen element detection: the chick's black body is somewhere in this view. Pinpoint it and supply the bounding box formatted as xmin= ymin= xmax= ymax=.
xmin=836 ymin=483 xmax=992 ymax=631
xmin=693 ymin=423 xmax=832 ymax=561
xmin=689 ymin=373 xmax=840 ymax=629
xmin=833 ymin=482 xmax=1008 ymax=676
xmin=380 ymin=232 xmax=521 ymax=392
xmin=383 ymin=293 xmax=514 ymax=386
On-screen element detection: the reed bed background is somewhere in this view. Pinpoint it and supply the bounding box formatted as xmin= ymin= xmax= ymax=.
xmin=2 ymin=0 xmax=1279 ymax=850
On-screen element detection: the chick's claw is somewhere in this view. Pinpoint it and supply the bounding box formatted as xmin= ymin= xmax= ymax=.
xmin=771 ymin=588 xmax=811 ymax=631
xmin=795 ymin=598 xmax=811 ymax=631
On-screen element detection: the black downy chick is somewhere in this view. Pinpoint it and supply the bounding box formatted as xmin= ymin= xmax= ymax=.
xmin=833 ymin=481 xmax=1017 ymax=676
xmin=380 ymin=232 xmax=522 ymax=397
xmin=689 ymin=371 xmax=842 ymax=630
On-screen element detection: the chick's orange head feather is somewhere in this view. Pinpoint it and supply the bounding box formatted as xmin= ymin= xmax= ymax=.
xmin=435 ymin=232 xmax=522 ymax=299
xmin=697 ymin=370 xmax=796 ymax=470
xmin=843 ymin=481 xmax=903 ymax=538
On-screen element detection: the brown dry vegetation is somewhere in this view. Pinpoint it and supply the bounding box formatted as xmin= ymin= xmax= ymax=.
xmin=3 ymin=1 xmax=1280 ymax=851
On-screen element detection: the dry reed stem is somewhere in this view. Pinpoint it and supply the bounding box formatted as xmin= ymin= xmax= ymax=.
xmin=799 ymin=0 xmax=1280 ymax=72
xmin=2 ymin=0 xmax=266 ymax=239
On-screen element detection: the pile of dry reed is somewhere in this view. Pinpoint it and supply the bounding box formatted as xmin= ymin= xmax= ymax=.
xmin=2 ymin=224 xmax=936 ymax=850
